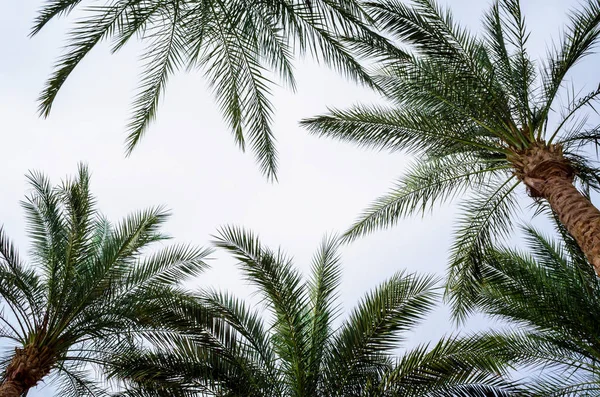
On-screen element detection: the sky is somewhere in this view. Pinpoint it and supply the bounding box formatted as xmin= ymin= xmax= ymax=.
xmin=0 ymin=0 xmax=598 ymax=395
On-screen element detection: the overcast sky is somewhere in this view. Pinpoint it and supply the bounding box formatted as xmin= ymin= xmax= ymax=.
xmin=1 ymin=0 xmax=597 ymax=395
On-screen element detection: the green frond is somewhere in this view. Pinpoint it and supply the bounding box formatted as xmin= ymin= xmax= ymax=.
xmin=0 ymin=227 xmax=44 ymax=329
xmin=122 ymin=244 xmax=212 ymax=291
xmin=380 ymin=334 xmax=523 ymax=396
xmin=199 ymin=289 xmax=276 ymax=370
xmin=213 ymin=225 xmax=310 ymax=393
xmin=557 ymin=123 xmax=600 ymax=152
xmin=302 ymin=104 xmax=506 ymax=156
xmin=0 ymin=167 xmax=210 ymax=396
xmin=104 ymin=206 xmax=170 ymax=261
xmin=464 ymin=224 xmax=600 ymax=393
xmin=325 ymin=271 xmax=439 ymax=394
xmin=363 ymin=0 xmax=523 ymax=144
xmin=54 ymin=364 xmax=110 ymax=397
xmin=342 ymin=154 xmax=510 ymax=242
xmin=30 ymin=0 xmax=83 ymax=36
xmin=109 ymin=232 xmax=525 ymax=396
xmin=37 ymin=1 xmax=143 ymax=118
xmin=549 ymin=83 xmax=600 ymax=143
xmin=35 ymin=0 xmax=382 ymax=178
xmin=495 ymin=0 xmax=535 ymax=130
xmin=307 ymin=234 xmax=342 ymax=329
xmin=446 ymin=176 xmax=520 ymax=323
xmin=540 ymin=0 xmax=600 ymax=127
xmin=193 ymin=1 xmax=279 ymax=178
xmin=306 ymin=234 xmax=342 ymax=393
xmin=22 ymin=169 xmax=67 ymax=270
xmin=125 ymin=1 xmax=187 ymax=154
xmin=477 ymin=242 xmax=600 ymax=345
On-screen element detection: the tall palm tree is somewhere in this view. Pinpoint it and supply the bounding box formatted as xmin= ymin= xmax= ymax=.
xmin=0 ymin=165 xmax=211 ymax=397
xmin=302 ymin=0 xmax=600 ymax=316
xmin=31 ymin=0 xmax=393 ymax=179
xmin=109 ymin=226 xmax=522 ymax=396
xmin=471 ymin=224 xmax=600 ymax=395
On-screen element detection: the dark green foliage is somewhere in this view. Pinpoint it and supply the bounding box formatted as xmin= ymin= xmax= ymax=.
xmin=472 ymin=225 xmax=600 ymax=396
xmin=33 ymin=0 xmax=389 ymax=179
xmin=301 ymin=0 xmax=600 ymax=318
xmin=0 ymin=165 xmax=211 ymax=396
xmin=109 ymin=226 xmax=522 ymax=396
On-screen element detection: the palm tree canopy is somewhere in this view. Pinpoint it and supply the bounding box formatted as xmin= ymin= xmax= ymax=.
xmin=32 ymin=0 xmax=392 ymax=179
xmin=109 ymin=226 xmax=522 ymax=396
xmin=301 ymin=0 xmax=600 ymax=318
xmin=471 ymin=224 xmax=600 ymax=396
xmin=0 ymin=165 xmax=211 ymax=396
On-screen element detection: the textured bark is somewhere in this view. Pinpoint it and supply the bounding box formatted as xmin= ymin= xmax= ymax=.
xmin=0 ymin=345 xmax=54 ymax=397
xmin=512 ymin=142 xmax=600 ymax=276
xmin=0 ymin=381 xmax=21 ymax=397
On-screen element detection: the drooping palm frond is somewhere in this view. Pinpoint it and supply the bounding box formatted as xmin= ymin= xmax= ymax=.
xmin=33 ymin=0 xmax=386 ymax=179
xmin=112 ymin=226 xmax=523 ymax=396
xmin=0 ymin=165 xmax=211 ymax=396
xmin=338 ymin=153 xmax=512 ymax=242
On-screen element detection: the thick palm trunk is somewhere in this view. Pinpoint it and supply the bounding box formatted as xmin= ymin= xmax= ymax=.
xmin=528 ymin=175 xmax=600 ymax=274
xmin=0 ymin=345 xmax=53 ymax=397
xmin=516 ymin=143 xmax=600 ymax=276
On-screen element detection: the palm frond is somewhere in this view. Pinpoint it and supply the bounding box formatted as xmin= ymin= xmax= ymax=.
xmin=446 ymin=176 xmax=520 ymax=323
xmin=34 ymin=0 xmax=382 ymax=178
xmin=0 ymin=227 xmax=43 ymax=331
xmin=342 ymin=154 xmax=510 ymax=242
xmin=37 ymin=1 xmax=144 ymax=117
xmin=380 ymin=334 xmax=523 ymax=396
xmin=0 ymin=167 xmax=210 ymax=396
xmin=466 ymin=224 xmax=600 ymax=394
xmin=325 ymin=271 xmax=439 ymax=393
xmin=31 ymin=0 xmax=84 ymax=35
xmin=125 ymin=0 xmax=187 ymax=153
xmin=540 ymin=0 xmax=600 ymax=126
xmin=213 ymin=225 xmax=310 ymax=393
xmin=305 ymin=234 xmax=342 ymax=393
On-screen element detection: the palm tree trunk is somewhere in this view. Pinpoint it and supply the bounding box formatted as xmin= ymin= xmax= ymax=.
xmin=0 ymin=381 xmax=21 ymax=397
xmin=527 ymin=174 xmax=600 ymax=274
xmin=0 ymin=346 xmax=53 ymax=397
xmin=518 ymin=143 xmax=600 ymax=276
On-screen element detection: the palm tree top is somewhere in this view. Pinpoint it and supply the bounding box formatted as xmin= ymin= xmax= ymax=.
xmin=31 ymin=0 xmax=391 ymax=179
xmin=110 ymin=225 xmax=523 ymax=396
xmin=306 ymin=0 xmax=600 ymax=155
xmin=301 ymin=0 xmax=600 ymax=319
xmin=0 ymin=165 xmax=211 ymax=396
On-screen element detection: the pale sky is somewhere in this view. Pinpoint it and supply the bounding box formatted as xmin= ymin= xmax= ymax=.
xmin=0 ymin=0 xmax=597 ymax=395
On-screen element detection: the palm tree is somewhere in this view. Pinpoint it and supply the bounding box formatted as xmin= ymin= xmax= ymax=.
xmin=301 ymin=0 xmax=600 ymax=316
xmin=109 ymin=226 xmax=522 ymax=396
xmin=471 ymin=224 xmax=600 ymax=395
xmin=31 ymin=0 xmax=393 ymax=179
xmin=0 ymin=165 xmax=211 ymax=397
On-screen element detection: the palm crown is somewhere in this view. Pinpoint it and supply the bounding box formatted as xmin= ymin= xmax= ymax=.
xmin=0 ymin=165 xmax=211 ymax=397
xmin=472 ymin=224 xmax=600 ymax=395
xmin=110 ymin=226 xmax=521 ymax=396
xmin=32 ymin=0 xmax=391 ymax=179
xmin=302 ymin=0 xmax=600 ymax=317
